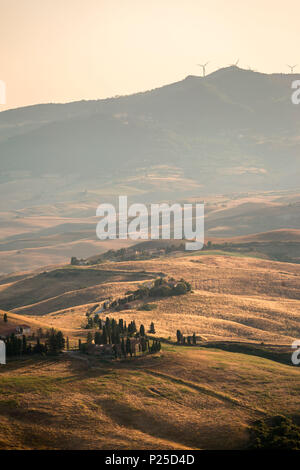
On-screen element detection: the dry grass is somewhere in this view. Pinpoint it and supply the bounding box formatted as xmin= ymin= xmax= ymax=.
xmin=1 ymin=253 xmax=300 ymax=449
xmin=2 ymin=254 xmax=299 ymax=344
xmin=69 ymin=255 xmax=300 ymax=344
xmin=0 ymin=344 xmax=299 ymax=450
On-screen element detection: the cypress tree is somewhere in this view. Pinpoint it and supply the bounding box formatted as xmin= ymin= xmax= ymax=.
xmin=56 ymin=331 xmax=65 ymax=351
xmin=115 ymin=327 xmax=120 ymax=344
xmin=102 ymin=326 xmax=108 ymax=344
xmin=87 ymin=331 xmax=93 ymax=344
xmin=22 ymin=335 xmax=27 ymax=354
xmin=126 ymin=337 xmax=132 ymax=357
xmin=140 ymin=324 xmax=145 ymax=337
xmin=140 ymin=337 xmax=146 ymax=352
xmin=94 ymin=331 xmax=102 ymax=345
xmin=47 ymin=331 xmax=57 ymax=355
xmin=121 ymin=337 xmax=126 ymax=357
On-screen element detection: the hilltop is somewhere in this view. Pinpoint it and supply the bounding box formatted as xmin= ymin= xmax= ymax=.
xmin=0 ymin=67 xmax=300 ymax=209
xmin=0 ymin=67 xmax=300 ymax=273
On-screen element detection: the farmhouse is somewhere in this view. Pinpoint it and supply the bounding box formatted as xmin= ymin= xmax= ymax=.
xmin=86 ymin=338 xmax=141 ymax=358
xmin=15 ymin=325 xmax=31 ymax=335
xmin=87 ymin=343 xmax=115 ymax=358
xmin=0 ymin=324 xmax=31 ymax=339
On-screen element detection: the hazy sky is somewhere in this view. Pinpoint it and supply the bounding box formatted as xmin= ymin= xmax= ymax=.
xmin=0 ymin=0 xmax=299 ymax=111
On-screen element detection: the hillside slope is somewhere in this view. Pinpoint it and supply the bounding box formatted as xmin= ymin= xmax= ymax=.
xmin=1 ymin=345 xmax=300 ymax=450
xmin=1 ymin=254 xmax=300 ymax=344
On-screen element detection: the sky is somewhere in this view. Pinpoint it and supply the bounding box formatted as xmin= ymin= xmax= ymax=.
xmin=0 ymin=0 xmax=299 ymax=111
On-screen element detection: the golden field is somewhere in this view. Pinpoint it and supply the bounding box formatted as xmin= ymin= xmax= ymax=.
xmin=1 ymin=254 xmax=298 ymax=344
xmin=1 ymin=252 xmax=300 ymax=449
xmin=1 ymin=344 xmax=300 ymax=450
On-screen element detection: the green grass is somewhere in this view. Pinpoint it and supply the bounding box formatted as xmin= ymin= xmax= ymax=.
xmin=0 ymin=376 xmax=59 ymax=394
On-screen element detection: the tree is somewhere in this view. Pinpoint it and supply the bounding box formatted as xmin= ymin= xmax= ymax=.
xmin=126 ymin=337 xmax=132 ymax=357
xmin=37 ymin=328 xmax=43 ymax=338
xmin=121 ymin=338 xmax=126 ymax=357
xmin=3 ymin=313 xmax=7 ymax=323
xmin=56 ymin=331 xmax=65 ymax=351
xmin=141 ymin=336 xmax=147 ymax=353
xmin=139 ymin=324 xmax=145 ymax=337
xmin=149 ymin=322 xmax=155 ymax=334
xmin=192 ymin=333 xmax=196 ymax=345
xmin=47 ymin=330 xmax=65 ymax=355
xmin=112 ymin=344 xmax=118 ymax=359
xmin=114 ymin=327 xmax=120 ymax=345
xmin=22 ymin=335 xmax=27 ymax=354
xmin=66 ymin=337 xmax=70 ymax=350
xmin=94 ymin=331 xmax=102 ymax=345
xmin=173 ymin=282 xmax=187 ymax=295
xmin=87 ymin=331 xmax=93 ymax=344
xmin=176 ymin=329 xmax=182 ymax=343
xmin=33 ymin=337 xmax=47 ymax=355
xmin=102 ymin=326 xmax=108 ymax=344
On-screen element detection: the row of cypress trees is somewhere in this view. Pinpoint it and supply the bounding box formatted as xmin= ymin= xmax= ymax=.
xmin=5 ymin=329 xmax=65 ymax=357
xmin=85 ymin=316 xmax=156 ymax=345
xmin=176 ymin=330 xmax=197 ymax=345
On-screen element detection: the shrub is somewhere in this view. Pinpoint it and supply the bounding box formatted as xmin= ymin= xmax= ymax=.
xmin=139 ymin=303 xmax=157 ymax=311
xmin=250 ymin=416 xmax=300 ymax=450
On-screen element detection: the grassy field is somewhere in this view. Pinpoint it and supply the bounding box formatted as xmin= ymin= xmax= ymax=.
xmin=181 ymin=249 xmax=267 ymax=259
xmin=1 ymin=252 xmax=300 ymax=449
xmin=1 ymin=254 xmax=300 ymax=344
xmin=1 ymin=344 xmax=299 ymax=450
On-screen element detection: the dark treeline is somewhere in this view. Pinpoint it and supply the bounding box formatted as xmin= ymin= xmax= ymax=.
xmin=5 ymin=328 xmax=65 ymax=357
xmin=84 ymin=316 xmax=156 ymax=344
xmin=72 ymin=244 xmax=187 ymax=266
xmin=80 ymin=316 xmax=161 ymax=358
xmin=71 ymin=241 xmax=222 ymax=267
xmin=176 ymin=329 xmax=198 ymax=346
xmin=106 ymin=277 xmax=191 ymax=312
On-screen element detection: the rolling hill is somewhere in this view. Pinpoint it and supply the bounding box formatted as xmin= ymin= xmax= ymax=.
xmin=0 ymin=67 xmax=300 ymax=273
xmin=0 ymin=251 xmax=300 ymax=344
xmin=1 ymin=249 xmax=300 ymax=449
xmin=1 ymin=66 xmax=300 ymax=205
xmin=1 ymin=344 xmax=300 ymax=450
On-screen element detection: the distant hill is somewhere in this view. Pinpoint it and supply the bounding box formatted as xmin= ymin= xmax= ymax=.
xmin=0 ymin=67 xmax=300 ymax=199
xmin=221 ymin=229 xmax=300 ymax=243
xmin=1 ymin=68 xmax=300 ymax=273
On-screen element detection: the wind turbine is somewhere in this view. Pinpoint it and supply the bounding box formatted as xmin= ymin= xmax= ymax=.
xmin=287 ymin=64 xmax=297 ymax=73
xmin=229 ymin=59 xmax=239 ymax=67
xmin=197 ymin=62 xmax=209 ymax=77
